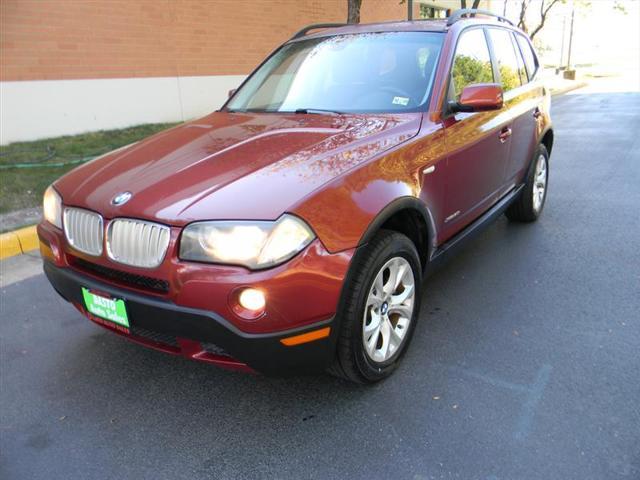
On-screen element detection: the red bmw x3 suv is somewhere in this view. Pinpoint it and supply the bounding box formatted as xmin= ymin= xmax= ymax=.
xmin=39 ymin=10 xmax=553 ymax=383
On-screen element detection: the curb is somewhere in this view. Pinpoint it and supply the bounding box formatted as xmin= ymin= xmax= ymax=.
xmin=0 ymin=225 xmax=39 ymax=260
xmin=550 ymin=81 xmax=588 ymax=97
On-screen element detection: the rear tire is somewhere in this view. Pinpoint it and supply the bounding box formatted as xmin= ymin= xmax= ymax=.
xmin=328 ymin=230 xmax=422 ymax=384
xmin=506 ymin=144 xmax=549 ymax=222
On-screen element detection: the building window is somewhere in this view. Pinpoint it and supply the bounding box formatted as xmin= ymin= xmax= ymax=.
xmin=420 ymin=5 xmax=448 ymax=19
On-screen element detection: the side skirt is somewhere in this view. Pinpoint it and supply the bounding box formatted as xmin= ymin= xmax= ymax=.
xmin=424 ymin=184 xmax=524 ymax=277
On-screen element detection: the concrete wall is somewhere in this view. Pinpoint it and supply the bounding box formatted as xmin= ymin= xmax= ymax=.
xmin=0 ymin=74 xmax=246 ymax=143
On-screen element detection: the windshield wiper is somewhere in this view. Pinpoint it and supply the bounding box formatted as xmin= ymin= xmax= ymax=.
xmin=223 ymin=107 xmax=344 ymax=115
xmin=294 ymin=108 xmax=343 ymax=116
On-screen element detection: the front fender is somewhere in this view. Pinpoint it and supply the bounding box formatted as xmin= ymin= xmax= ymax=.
xmin=292 ymin=120 xmax=446 ymax=254
xmin=291 ymin=149 xmax=433 ymax=254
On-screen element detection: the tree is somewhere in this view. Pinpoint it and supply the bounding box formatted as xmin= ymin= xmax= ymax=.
xmin=516 ymin=0 xmax=562 ymax=40
xmin=350 ymin=0 xmax=486 ymax=24
xmin=613 ymin=2 xmax=627 ymax=14
xmin=347 ymin=0 xmax=362 ymax=24
xmin=460 ymin=0 xmax=482 ymax=8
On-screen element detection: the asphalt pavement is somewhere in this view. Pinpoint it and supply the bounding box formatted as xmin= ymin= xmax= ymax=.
xmin=1 ymin=85 xmax=639 ymax=480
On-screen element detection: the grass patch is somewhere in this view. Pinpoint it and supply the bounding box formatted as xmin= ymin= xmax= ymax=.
xmin=0 ymin=123 xmax=180 ymax=213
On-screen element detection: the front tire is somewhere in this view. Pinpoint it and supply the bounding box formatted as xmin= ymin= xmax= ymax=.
xmin=506 ymin=144 xmax=549 ymax=222
xmin=328 ymin=230 xmax=422 ymax=384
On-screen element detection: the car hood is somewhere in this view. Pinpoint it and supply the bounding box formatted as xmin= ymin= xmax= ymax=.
xmin=55 ymin=111 xmax=421 ymax=225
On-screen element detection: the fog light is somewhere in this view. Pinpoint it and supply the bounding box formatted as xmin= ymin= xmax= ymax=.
xmin=238 ymin=288 xmax=265 ymax=312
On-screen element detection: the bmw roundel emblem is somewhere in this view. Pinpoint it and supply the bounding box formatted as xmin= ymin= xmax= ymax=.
xmin=111 ymin=191 xmax=132 ymax=206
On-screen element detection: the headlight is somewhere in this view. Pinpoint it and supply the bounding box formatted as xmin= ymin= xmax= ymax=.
xmin=179 ymin=214 xmax=315 ymax=269
xmin=43 ymin=186 xmax=63 ymax=228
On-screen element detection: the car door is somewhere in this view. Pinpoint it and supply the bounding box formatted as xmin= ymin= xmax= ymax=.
xmin=486 ymin=27 xmax=538 ymax=192
xmin=441 ymin=27 xmax=512 ymax=239
xmin=505 ymin=31 xmax=545 ymax=186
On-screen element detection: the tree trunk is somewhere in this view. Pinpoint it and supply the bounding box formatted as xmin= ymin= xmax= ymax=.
xmin=347 ymin=0 xmax=362 ymax=24
xmin=518 ymin=0 xmax=528 ymax=32
xmin=461 ymin=1 xmax=482 ymax=10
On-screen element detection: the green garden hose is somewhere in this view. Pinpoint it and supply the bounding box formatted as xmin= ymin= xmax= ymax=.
xmin=0 ymin=146 xmax=115 ymax=170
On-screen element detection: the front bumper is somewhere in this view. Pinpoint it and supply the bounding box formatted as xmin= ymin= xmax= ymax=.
xmin=38 ymin=220 xmax=355 ymax=375
xmin=44 ymin=261 xmax=339 ymax=375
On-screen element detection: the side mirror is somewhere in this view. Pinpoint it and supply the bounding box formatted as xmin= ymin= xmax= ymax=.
xmin=228 ymin=88 xmax=237 ymax=98
xmin=451 ymin=83 xmax=504 ymax=113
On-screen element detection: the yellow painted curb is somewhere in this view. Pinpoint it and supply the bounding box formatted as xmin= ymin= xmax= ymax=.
xmin=0 ymin=232 xmax=22 ymax=258
xmin=0 ymin=225 xmax=38 ymax=260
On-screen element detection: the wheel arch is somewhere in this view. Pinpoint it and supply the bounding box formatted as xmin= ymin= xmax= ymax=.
xmin=357 ymin=196 xmax=436 ymax=269
xmin=541 ymin=128 xmax=554 ymax=156
xmin=522 ymin=127 xmax=553 ymax=184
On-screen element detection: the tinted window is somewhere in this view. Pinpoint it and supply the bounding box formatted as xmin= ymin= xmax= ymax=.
xmin=450 ymin=28 xmax=494 ymax=100
xmin=515 ymin=33 xmax=538 ymax=79
xmin=226 ymin=32 xmax=444 ymax=113
xmin=488 ymin=28 xmax=523 ymax=91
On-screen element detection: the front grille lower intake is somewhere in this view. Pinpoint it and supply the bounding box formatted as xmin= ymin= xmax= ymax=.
xmin=72 ymin=257 xmax=170 ymax=294
xmin=130 ymin=326 xmax=179 ymax=347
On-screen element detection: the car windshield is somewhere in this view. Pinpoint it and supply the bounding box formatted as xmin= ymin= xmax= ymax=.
xmin=225 ymin=32 xmax=444 ymax=114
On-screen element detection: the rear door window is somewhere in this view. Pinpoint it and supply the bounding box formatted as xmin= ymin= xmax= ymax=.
xmin=511 ymin=32 xmax=529 ymax=83
xmin=488 ymin=28 xmax=524 ymax=92
xmin=515 ymin=33 xmax=539 ymax=79
xmin=450 ymin=28 xmax=494 ymax=101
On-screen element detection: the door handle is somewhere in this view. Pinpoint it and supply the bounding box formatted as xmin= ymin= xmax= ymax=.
xmin=499 ymin=127 xmax=512 ymax=143
xmin=533 ymin=108 xmax=542 ymax=119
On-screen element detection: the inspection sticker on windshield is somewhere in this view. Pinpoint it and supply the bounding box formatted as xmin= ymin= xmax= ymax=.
xmin=82 ymin=287 xmax=129 ymax=328
xmin=392 ymin=96 xmax=410 ymax=106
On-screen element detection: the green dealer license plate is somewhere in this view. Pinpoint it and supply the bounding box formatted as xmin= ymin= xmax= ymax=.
xmin=82 ymin=287 xmax=129 ymax=328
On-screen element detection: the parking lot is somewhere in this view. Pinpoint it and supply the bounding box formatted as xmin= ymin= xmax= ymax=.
xmin=1 ymin=87 xmax=639 ymax=480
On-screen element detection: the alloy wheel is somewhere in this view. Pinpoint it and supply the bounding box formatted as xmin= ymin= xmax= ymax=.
xmin=532 ymin=153 xmax=547 ymax=213
xmin=362 ymin=257 xmax=416 ymax=363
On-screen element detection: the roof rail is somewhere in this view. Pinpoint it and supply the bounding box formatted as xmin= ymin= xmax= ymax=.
xmin=446 ymin=8 xmax=514 ymax=27
xmin=291 ymin=23 xmax=348 ymax=40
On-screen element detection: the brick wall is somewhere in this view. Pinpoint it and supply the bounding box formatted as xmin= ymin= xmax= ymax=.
xmin=0 ymin=0 xmax=412 ymax=82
